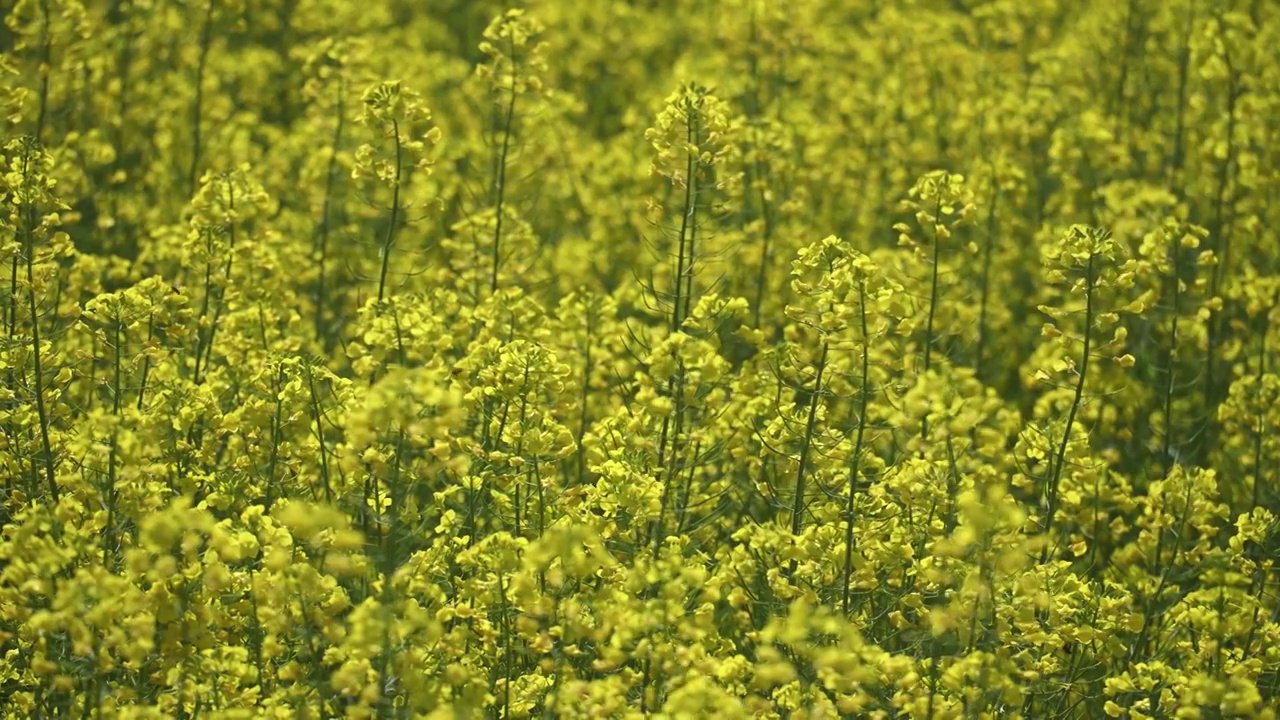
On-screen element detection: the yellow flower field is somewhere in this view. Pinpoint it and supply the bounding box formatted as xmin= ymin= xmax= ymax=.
xmin=1 ymin=0 xmax=1279 ymax=717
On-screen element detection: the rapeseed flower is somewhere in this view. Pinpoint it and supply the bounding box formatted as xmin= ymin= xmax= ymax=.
xmin=1 ymin=0 xmax=1279 ymax=716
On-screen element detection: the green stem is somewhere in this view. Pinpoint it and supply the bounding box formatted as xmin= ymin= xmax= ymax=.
xmin=786 ymin=342 xmax=827 ymax=580
xmin=188 ymin=0 xmax=216 ymax=197
xmin=19 ymin=149 xmax=59 ymax=502
xmin=1043 ymin=253 xmax=1096 ymax=560
xmin=376 ymin=120 xmax=403 ymax=305
xmin=489 ymin=33 xmax=519 ymax=295
xmin=1161 ymin=237 xmax=1180 ymax=477
xmin=921 ymin=196 xmax=944 ymax=443
xmin=841 ymin=281 xmax=872 ymax=615
xmin=315 ymin=78 xmax=346 ymax=348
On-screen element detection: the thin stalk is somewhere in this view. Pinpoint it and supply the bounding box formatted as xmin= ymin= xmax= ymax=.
xmin=786 ymin=342 xmax=828 ymax=580
xmin=926 ymin=652 xmax=941 ymax=719
xmin=1110 ymin=0 xmax=1140 ymax=138
xmin=1166 ymin=3 xmax=1196 ymax=188
xmin=8 ymin=239 xmax=18 ymax=336
xmin=188 ymin=0 xmax=216 ymax=197
xmin=920 ymin=196 xmax=944 ymax=443
xmin=196 ymin=186 xmax=237 ymax=386
xmin=376 ymin=120 xmax=403 ymax=305
xmin=1248 ymin=297 xmax=1271 ymax=512
xmin=1042 ymin=254 xmax=1096 ymax=560
xmin=648 ymin=106 xmax=700 ymax=556
xmin=512 ymin=365 xmax=531 ymax=537
xmin=1161 ymin=239 xmax=1181 ymax=478
xmin=674 ymin=439 xmax=701 ymax=535
xmin=574 ymin=310 xmax=593 ymax=486
xmin=499 ymin=574 xmax=513 ymax=719
xmin=108 ymin=0 xmax=138 ymax=246
xmin=34 ymin=0 xmax=51 ymax=146
xmin=750 ymin=173 xmax=775 ymax=330
xmin=135 ymin=313 xmax=154 ymax=410
xmin=102 ymin=316 xmax=123 ymax=566
xmin=373 ymin=425 xmax=401 ymax=717
xmin=975 ymin=178 xmax=999 ymax=383
xmin=489 ymin=33 xmax=519 ymax=295
xmin=1126 ymin=478 xmax=1194 ymax=667
xmin=315 ymin=78 xmax=346 ymax=348
xmin=533 ymin=457 xmax=545 ymax=537
xmin=192 ymin=227 xmax=215 ymax=382
xmin=841 ymin=280 xmax=872 ymax=615
xmin=264 ymin=363 xmax=285 ymax=511
xmin=670 ymin=109 xmax=698 ymax=333
xmin=383 ymin=429 xmax=406 ymax=576
xmin=744 ymin=13 xmax=777 ymax=330
xmin=19 ymin=153 xmax=59 ymax=502
xmin=1201 ymin=30 xmax=1241 ymax=462
xmin=306 ymin=368 xmax=333 ymax=504
xmin=651 ymin=375 xmax=686 ymax=559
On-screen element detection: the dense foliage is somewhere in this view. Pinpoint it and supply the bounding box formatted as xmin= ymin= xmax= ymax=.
xmin=2 ymin=0 xmax=1279 ymax=717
